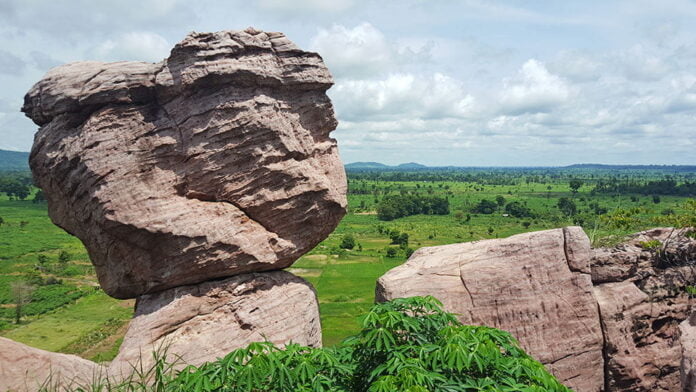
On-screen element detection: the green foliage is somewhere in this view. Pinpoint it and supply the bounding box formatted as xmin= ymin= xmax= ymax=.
xmin=385 ymin=248 xmax=398 ymax=258
xmin=638 ymin=239 xmax=662 ymax=251
xmin=504 ymin=201 xmax=534 ymax=218
xmin=569 ymin=179 xmax=583 ymax=194
xmin=377 ymin=195 xmax=449 ymax=221
xmin=556 ymin=198 xmax=576 ymax=216
xmin=140 ymin=297 xmax=571 ymax=392
xmin=685 ymin=286 xmax=696 ymax=297
xmin=471 ymin=199 xmax=498 ymax=214
xmin=340 ymin=235 xmax=356 ymax=250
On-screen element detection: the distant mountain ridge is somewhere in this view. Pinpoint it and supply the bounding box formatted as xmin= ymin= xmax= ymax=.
xmin=345 ymin=161 xmax=696 ymax=172
xmin=0 ymin=149 xmax=29 ymax=171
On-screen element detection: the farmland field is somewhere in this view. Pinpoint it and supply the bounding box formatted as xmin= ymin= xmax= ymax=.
xmin=1 ymin=166 xmax=695 ymax=356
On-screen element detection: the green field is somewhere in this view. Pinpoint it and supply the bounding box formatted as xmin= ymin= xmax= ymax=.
xmin=1 ymin=167 xmax=694 ymax=359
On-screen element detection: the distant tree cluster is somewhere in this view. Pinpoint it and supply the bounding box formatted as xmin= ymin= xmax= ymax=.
xmin=0 ymin=176 xmax=31 ymax=200
xmin=377 ymin=194 xmax=449 ymax=221
xmin=593 ymin=178 xmax=696 ymax=196
xmin=504 ymin=201 xmax=534 ymax=218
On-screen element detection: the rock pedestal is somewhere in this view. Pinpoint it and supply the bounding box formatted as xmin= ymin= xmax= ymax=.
xmin=110 ymin=271 xmax=321 ymax=375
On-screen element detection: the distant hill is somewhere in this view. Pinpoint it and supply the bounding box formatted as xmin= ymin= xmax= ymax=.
xmin=344 ymin=162 xmax=390 ymax=169
xmin=0 ymin=149 xmax=29 ymax=171
xmin=396 ymin=162 xmax=427 ymax=169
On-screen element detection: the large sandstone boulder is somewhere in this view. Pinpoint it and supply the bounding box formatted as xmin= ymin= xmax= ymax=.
xmin=23 ymin=28 xmax=347 ymax=299
xmin=377 ymin=226 xmax=696 ymax=392
xmin=593 ymin=228 xmax=695 ymax=392
xmin=0 ymin=336 xmax=102 ymax=391
xmin=109 ymin=271 xmax=321 ymax=375
xmin=376 ymin=227 xmax=605 ymax=392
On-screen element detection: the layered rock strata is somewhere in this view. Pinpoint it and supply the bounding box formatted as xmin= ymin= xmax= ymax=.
xmin=23 ymin=28 xmax=347 ymax=299
xmin=377 ymin=227 xmax=696 ymax=392
xmin=376 ymin=227 xmax=604 ymax=392
xmin=110 ymin=271 xmax=321 ymax=374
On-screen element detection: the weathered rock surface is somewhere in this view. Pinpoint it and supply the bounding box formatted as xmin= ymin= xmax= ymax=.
xmin=376 ymin=227 xmax=605 ymax=392
xmin=0 ymin=336 xmax=102 ymax=391
xmin=23 ymin=28 xmax=347 ymax=299
xmin=109 ymin=271 xmax=321 ymax=374
xmin=682 ymin=314 xmax=696 ymax=392
xmin=593 ymin=228 xmax=695 ymax=392
xmin=377 ymin=226 xmax=696 ymax=391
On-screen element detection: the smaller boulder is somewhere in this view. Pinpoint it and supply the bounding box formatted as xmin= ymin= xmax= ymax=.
xmin=109 ymin=271 xmax=321 ymax=375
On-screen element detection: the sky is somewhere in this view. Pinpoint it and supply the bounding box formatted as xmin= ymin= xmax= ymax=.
xmin=1 ymin=0 xmax=696 ymax=166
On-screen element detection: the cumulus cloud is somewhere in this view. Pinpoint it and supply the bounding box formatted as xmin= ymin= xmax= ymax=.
xmin=499 ymin=59 xmax=572 ymax=115
xmin=331 ymin=73 xmax=477 ymax=121
xmin=310 ymin=23 xmax=430 ymax=78
xmin=92 ymin=32 xmax=170 ymax=62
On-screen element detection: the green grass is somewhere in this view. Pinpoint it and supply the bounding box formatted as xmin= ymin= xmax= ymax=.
xmin=0 ymin=174 xmax=693 ymax=355
xmin=2 ymin=291 xmax=132 ymax=353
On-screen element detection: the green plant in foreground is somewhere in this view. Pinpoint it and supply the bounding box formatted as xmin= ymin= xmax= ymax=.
xmin=168 ymin=296 xmax=570 ymax=392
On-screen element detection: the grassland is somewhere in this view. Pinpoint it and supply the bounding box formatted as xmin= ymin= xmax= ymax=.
xmin=0 ymin=169 xmax=694 ymax=358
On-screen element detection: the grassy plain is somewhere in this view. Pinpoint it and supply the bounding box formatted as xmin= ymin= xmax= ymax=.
xmin=0 ymin=169 xmax=694 ymax=356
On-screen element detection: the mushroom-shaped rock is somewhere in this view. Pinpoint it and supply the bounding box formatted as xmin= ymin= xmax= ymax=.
xmin=23 ymin=28 xmax=347 ymax=298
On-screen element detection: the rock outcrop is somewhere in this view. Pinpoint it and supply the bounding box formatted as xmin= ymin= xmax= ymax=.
xmin=682 ymin=314 xmax=696 ymax=392
xmin=9 ymin=28 xmax=345 ymax=391
xmin=0 ymin=336 xmax=102 ymax=392
xmin=23 ymin=28 xmax=347 ymax=299
xmin=110 ymin=271 xmax=321 ymax=374
xmin=593 ymin=228 xmax=695 ymax=391
xmin=376 ymin=227 xmax=604 ymax=392
xmin=377 ymin=227 xmax=696 ymax=392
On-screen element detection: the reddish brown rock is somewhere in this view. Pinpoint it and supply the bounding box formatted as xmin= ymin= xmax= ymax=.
xmin=23 ymin=28 xmax=347 ymax=299
xmin=682 ymin=314 xmax=696 ymax=392
xmin=0 ymin=336 xmax=103 ymax=391
xmin=592 ymin=228 xmax=695 ymax=392
xmin=109 ymin=271 xmax=321 ymax=375
xmin=376 ymin=227 xmax=604 ymax=392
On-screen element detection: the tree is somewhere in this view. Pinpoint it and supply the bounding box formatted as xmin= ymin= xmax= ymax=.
xmin=652 ymin=195 xmax=661 ymax=204
xmin=0 ymin=216 xmax=4 ymax=226
xmin=385 ymin=247 xmax=398 ymax=258
xmin=495 ymin=195 xmax=506 ymax=209
xmin=487 ymin=227 xmax=494 ymax=236
xmin=522 ymin=221 xmax=531 ymax=229
xmin=557 ymin=197 xmax=577 ymax=216
xmin=505 ymin=201 xmax=534 ymax=218
xmin=32 ymin=189 xmax=46 ymax=203
xmin=471 ymin=199 xmax=497 ymax=214
xmin=11 ymin=281 xmax=35 ymax=324
xmin=339 ymin=234 xmax=356 ymax=250
xmin=569 ymin=179 xmax=583 ymax=195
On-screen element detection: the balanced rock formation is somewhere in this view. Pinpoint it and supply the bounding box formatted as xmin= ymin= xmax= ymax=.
xmin=110 ymin=271 xmax=321 ymax=374
xmin=10 ymin=28 xmax=345 ymax=390
xmin=0 ymin=336 xmax=102 ymax=392
xmin=592 ymin=228 xmax=695 ymax=391
xmin=377 ymin=227 xmax=696 ymax=392
xmin=23 ymin=28 xmax=347 ymax=299
xmin=376 ymin=227 xmax=604 ymax=392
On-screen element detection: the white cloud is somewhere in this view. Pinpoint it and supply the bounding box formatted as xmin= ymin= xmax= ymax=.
xmin=499 ymin=59 xmax=572 ymax=114
xmin=92 ymin=32 xmax=170 ymax=63
xmin=331 ymin=73 xmax=477 ymax=121
xmin=0 ymin=49 xmax=26 ymax=75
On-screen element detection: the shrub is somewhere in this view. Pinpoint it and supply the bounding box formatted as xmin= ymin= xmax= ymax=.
xmin=167 ymin=296 xmax=570 ymax=392
xmin=339 ymin=234 xmax=356 ymax=250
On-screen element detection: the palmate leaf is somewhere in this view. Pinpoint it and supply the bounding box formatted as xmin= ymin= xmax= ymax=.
xmin=165 ymin=297 xmax=572 ymax=392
